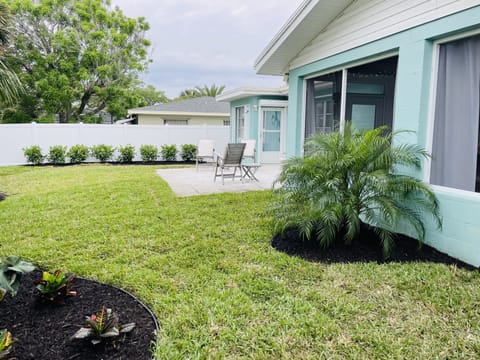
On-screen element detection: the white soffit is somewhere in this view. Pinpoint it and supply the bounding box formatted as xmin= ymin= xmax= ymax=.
xmin=255 ymin=0 xmax=354 ymax=76
xmin=216 ymin=86 xmax=289 ymax=102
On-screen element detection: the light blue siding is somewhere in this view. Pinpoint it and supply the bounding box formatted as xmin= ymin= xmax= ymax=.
xmin=286 ymin=6 xmax=480 ymax=267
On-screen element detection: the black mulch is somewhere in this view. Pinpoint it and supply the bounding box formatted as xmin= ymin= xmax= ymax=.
xmin=0 ymin=270 xmax=158 ymax=360
xmin=271 ymin=226 xmax=477 ymax=270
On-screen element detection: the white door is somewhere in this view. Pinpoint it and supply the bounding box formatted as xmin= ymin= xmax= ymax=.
xmin=259 ymin=108 xmax=284 ymax=163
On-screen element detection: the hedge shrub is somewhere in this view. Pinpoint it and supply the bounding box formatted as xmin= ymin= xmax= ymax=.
xmin=67 ymin=144 xmax=89 ymax=164
xmin=161 ymin=144 xmax=177 ymax=161
xmin=140 ymin=145 xmax=158 ymax=162
xmin=48 ymin=145 xmax=67 ymax=164
xmin=91 ymin=144 xmax=115 ymax=163
xmin=180 ymin=144 xmax=196 ymax=162
xmin=23 ymin=145 xmax=44 ymax=165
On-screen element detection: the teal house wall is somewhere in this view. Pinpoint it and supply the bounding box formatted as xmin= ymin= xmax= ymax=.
xmin=284 ymin=6 xmax=480 ymax=267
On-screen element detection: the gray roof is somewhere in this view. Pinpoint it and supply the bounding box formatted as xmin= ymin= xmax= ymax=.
xmin=129 ymin=96 xmax=230 ymax=114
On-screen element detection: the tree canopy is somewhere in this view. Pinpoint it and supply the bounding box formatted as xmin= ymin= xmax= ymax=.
xmin=5 ymin=0 xmax=152 ymax=123
xmin=0 ymin=2 xmax=22 ymax=105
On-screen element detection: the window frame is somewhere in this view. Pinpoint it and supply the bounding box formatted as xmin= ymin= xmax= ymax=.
xmin=301 ymin=51 xmax=398 ymax=149
xmin=425 ymin=29 xmax=480 ymax=197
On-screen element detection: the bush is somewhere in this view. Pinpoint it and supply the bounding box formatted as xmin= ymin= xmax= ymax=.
xmin=90 ymin=144 xmax=115 ymax=163
xmin=48 ymin=145 xmax=67 ymax=165
xmin=140 ymin=145 xmax=158 ymax=162
xmin=117 ymin=144 xmax=135 ymax=163
xmin=161 ymin=144 xmax=177 ymax=161
xmin=23 ymin=145 xmax=44 ymax=165
xmin=271 ymin=123 xmax=442 ymax=258
xmin=180 ymin=144 xmax=197 ymax=162
xmin=67 ymin=144 xmax=89 ymax=164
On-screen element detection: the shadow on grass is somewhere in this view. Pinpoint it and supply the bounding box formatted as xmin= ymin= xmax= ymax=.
xmin=271 ymin=227 xmax=478 ymax=271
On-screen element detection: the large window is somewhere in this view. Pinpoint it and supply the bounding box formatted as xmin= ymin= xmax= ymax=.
xmin=305 ymin=56 xmax=397 ymax=140
xmin=235 ymin=106 xmax=245 ymax=141
xmin=430 ymin=34 xmax=480 ymax=193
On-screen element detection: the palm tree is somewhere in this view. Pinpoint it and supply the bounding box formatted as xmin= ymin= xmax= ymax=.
xmin=271 ymin=123 xmax=442 ymax=258
xmin=0 ymin=2 xmax=22 ymax=105
xmin=176 ymin=84 xmax=225 ymax=100
xmin=194 ymin=84 xmax=225 ymax=97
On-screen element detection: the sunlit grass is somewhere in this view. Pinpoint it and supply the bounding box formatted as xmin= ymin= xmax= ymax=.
xmin=0 ymin=164 xmax=479 ymax=359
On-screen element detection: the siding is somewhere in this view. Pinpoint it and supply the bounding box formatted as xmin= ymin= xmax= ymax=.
xmin=138 ymin=114 xmax=228 ymax=126
xmin=290 ymin=0 xmax=479 ymax=71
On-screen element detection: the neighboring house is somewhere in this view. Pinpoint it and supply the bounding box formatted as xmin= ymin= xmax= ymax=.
xmin=127 ymin=97 xmax=230 ymax=126
xmin=253 ymin=0 xmax=480 ymax=267
xmin=217 ymin=87 xmax=288 ymax=163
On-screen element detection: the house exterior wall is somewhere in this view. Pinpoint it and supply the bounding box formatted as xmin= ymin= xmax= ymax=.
xmin=286 ymin=5 xmax=480 ymax=266
xmin=290 ymin=0 xmax=479 ymax=71
xmin=137 ymin=114 xmax=229 ymax=126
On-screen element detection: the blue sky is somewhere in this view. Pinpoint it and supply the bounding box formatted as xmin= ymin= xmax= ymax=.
xmin=109 ymin=0 xmax=303 ymax=98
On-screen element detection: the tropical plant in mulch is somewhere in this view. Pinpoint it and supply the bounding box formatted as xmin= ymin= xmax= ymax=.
xmin=71 ymin=305 xmax=136 ymax=345
xmin=0 ymin=256 xmax=35 ymax=300
xmin=271 ymin=123 xmax=442 ymax=258
xmin=0 ymin=329 xmax=14 ymax=359
xmin=35 ymin=269 xmax=77 ymax=303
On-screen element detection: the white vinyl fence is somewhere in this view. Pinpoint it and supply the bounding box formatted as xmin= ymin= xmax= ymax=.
xmin=0 ymin=123 xmax=230 ymax=166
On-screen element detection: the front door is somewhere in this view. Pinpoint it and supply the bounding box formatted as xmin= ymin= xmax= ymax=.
xmin=260 ymin=108 xmax=284 ymax=163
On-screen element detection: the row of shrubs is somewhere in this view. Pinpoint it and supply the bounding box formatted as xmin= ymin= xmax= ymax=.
xmin=23 ymin=144 xmax=197 ymax=165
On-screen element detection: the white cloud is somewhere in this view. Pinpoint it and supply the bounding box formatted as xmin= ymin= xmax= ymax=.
xmin=110 ymin=0 xmax=303 ymax=98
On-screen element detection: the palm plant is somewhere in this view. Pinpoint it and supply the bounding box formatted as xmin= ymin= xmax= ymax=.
xmin=271 ymin=123 xmax=442 ymax=258
xmin=177 ymin=84 xmax=225 ymax=99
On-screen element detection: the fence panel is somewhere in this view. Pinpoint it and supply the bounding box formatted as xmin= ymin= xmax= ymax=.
xmin=0 ymin=123 xmax=229 ymax=165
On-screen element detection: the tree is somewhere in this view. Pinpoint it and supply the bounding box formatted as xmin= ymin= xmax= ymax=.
xmin=5 ymin=0 xmax=151 ymax=122
xmin=176 ymin=84 xmax=225 ymax=100
xmin=0 ymin=2 xmax=22 ymax=105
xmin=271 ymin=124 xmax=442 ymax=258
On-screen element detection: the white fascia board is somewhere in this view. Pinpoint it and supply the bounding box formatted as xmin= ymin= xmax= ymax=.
xmin=255 ymin=0 xmax=353 ymax=76
xmin=216 ymin=86 xmax=289 ymax=102
xmin=127 ymin=110 xmax=229 ymax=117
xmin=254 ymin=0 xmax=317 ymax=74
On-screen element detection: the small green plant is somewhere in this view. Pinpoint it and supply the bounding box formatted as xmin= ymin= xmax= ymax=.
xmin=23 ymin=145 xmax=44 ymax=165
xmin=71 ymin=305 xmax=136 ymax=345
xmin=91 ymin=144 xmax=115 ymax=163
xmin=161 ymin=144 xmax=177 ymax=161
xmin=117 ymin=144 xmax=135 ymax=163
xmin=35 ymin=269 xmax=77 ymax=303
xmin=180 ymin=144 xmax=196 ymax=162
xmin=48 ymin=145 xmax=67 ymax=165
xmin=0 ymin=329 xmax=14 ymax=359
xmin=140 ymin=144 xmax=158 ymax=162
xmin=0 ymin=256 xmax=35 ymax=300
xmin=67 ymin=144 xmax=89 ymax=164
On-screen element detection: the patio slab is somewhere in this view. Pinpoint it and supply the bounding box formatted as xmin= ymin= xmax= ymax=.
xmin=156 ymin=164 xmax=282 ymax=197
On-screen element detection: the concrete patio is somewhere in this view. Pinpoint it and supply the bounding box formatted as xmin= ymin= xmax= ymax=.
xmin=156 ymin=164 xmax=282 ymax=197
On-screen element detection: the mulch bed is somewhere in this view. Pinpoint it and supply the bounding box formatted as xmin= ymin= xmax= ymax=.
xmin=0 ymin=270 xmax=158 ymax=360
xmin=271 ymin=226 xmax=477 ymax=270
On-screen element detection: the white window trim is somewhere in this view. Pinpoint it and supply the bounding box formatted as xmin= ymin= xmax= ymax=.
xmin=425 ymin=29 xmax=480 ymax=194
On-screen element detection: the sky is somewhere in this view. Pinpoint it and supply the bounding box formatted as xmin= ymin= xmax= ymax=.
xmin=109 ymin=0 xmax=304 ymax=99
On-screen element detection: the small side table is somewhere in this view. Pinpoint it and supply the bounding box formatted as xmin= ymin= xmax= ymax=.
xmin=242 ymin=163 xmax=261 ymax=182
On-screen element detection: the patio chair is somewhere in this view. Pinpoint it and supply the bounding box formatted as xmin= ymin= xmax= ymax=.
xmin=214 ymin=143 xmax=246 ymax=185
xmin=242 ymin=139 xmax=256 ymax=164
xmin=196 ymin=139 xmax=215 ymax=171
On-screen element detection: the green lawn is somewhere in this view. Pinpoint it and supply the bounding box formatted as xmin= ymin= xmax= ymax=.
xmin=1 ymin=165 xmax=479 ymax=359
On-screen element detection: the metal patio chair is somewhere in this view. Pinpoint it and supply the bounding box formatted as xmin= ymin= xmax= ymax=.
xmin=214 ymin=143 xmax=246 ymax=184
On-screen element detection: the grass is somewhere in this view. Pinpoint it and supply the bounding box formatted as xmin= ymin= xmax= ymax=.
xmin=0 ymin=164 xmax=479 ymax=359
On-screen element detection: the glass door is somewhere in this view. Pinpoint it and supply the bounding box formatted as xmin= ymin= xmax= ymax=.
xmin=260 ymin=108 xmax=282 ymax=163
